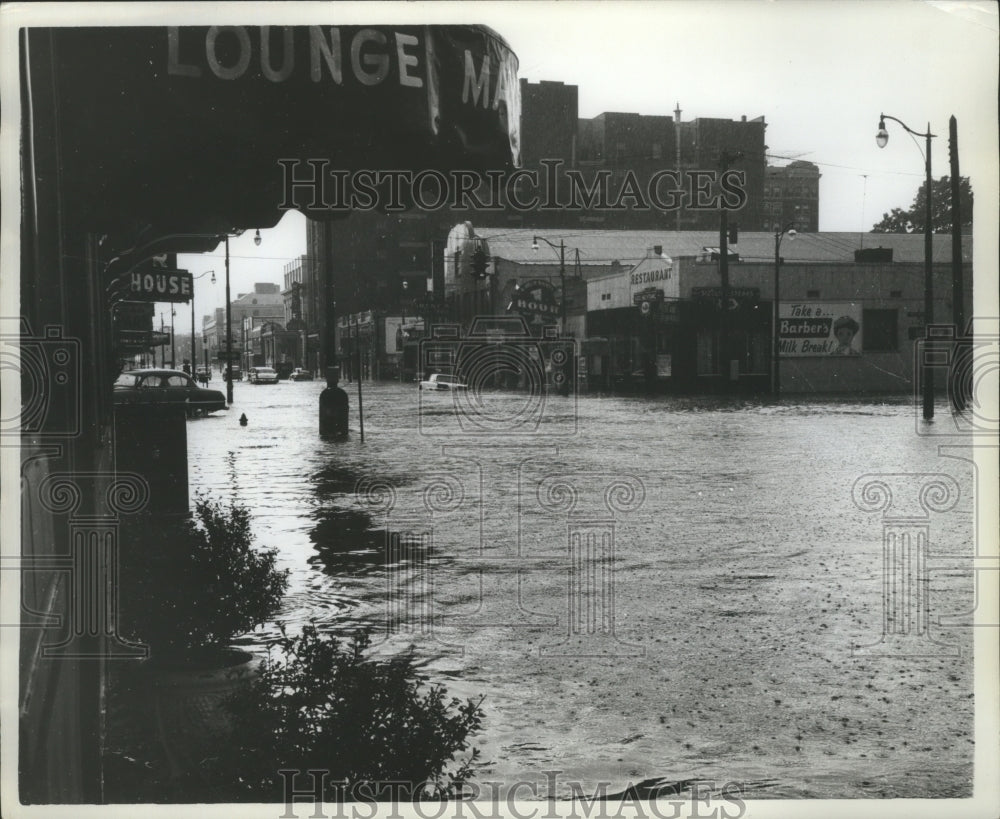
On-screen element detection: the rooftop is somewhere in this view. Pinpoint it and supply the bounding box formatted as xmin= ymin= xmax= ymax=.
xmin=472 ymin=227 xmax=972 ymax=268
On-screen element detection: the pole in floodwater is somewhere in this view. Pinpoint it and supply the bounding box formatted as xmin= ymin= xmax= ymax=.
xmin=355 ymin=313 xmax=365 ymax=442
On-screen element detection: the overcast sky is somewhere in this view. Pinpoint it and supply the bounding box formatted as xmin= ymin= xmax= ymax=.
xmin=5 ymin=1 xmax=997 ymax=321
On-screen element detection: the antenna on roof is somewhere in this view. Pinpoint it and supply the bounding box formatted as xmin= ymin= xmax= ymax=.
xmin=859 ymin=174 xmax=868 ymax=250
xmin=674 ymin=102 xmax=683 ymax=233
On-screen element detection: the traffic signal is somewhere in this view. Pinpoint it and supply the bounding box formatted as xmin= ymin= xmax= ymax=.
xmin=471 ymin=247 xmax=488 ymax=278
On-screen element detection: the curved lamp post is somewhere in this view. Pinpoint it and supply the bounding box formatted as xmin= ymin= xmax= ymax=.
xmin=876 ymin=113 xmax=935 ymax=420
xmin=532 ymin=235 xmax=567 ymax=332
xmin=222 ymin=229 xmax=264 ymax=404
xmin=772 ymin=223 xmax=796 ymax=394
xmin=191 ymin=269 xmax=216 ymax=376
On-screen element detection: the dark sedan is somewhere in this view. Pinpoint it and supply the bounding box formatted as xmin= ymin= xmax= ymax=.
xmin=113 ymin=368 xmax=227 ymax=416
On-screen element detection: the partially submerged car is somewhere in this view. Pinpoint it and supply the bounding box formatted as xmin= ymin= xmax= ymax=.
xmin=418 ymin=373 xmax=469 ymax=391
xmin=113 ymin=368 xmax=227 ymax=415
xmin=248 ymin=366 xmax=279 ymax=384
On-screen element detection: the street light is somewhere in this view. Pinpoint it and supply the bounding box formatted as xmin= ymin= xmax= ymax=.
xmin=876 ymin=113 xmax=936 ymax=420
xmin=221 ymin=231 xmax=264 ymax=403
xmin=224 ymin=236 xmax=233 ymax=403
xmin=532 ymin=235 xmax=567 ymax=332
xmin=192 ymin=270 xmax=216 ymax=378
xmin=399 ymin=280 xmax=409 ymax=383
xmin=772 ymin=223 xmax=796 ymax=395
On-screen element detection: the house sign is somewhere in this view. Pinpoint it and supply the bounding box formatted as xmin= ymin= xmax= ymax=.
xmin=508 ymin=279 xmax=559 ymax=322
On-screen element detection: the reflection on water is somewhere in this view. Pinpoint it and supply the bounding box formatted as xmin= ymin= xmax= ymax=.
xmin=186 ymin=382 xmax=975 ymax=799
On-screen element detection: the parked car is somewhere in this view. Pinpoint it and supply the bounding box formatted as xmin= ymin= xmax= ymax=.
xmin=113 ymin=368 xmax=227 ymax=415
xmin=248 ymin=366 xmax=279 ymax=384
xmin=418 ymin=373 xmax=469 ymax=391
xmin=288 ymin=368 xmax=314 ymax=381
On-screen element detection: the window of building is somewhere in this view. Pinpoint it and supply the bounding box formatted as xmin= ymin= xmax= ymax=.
xmin=889 ymin=290 xmax=903 ymax=298
xmin=863 ymin=308 xmax=899 ymax=352
xmin=806 ymin=289 xmax=820 ymax=298
xmin=651 ymin=142 xmax=662 ymax=159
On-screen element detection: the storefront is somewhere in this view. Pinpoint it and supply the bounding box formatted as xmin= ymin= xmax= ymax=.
xmin=14 ymin=22 xmax=519 ymax=802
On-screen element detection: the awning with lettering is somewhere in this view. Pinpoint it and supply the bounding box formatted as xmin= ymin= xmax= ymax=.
xmin=22 ymin=25 xmax=520 ymax=241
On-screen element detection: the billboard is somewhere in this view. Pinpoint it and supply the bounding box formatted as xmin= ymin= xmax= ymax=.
xmin=779 ymin=302 xmax=863 ymax=357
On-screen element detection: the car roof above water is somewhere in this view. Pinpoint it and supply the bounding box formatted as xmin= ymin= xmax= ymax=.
xmin=121 ymin=368 xmax=191 ymax=377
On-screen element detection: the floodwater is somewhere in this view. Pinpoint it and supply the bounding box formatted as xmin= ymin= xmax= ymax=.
xmin=185 ymin=378 xmax=978 ymax=800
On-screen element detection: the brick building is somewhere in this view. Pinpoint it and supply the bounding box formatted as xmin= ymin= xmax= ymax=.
xmin=764 ymin=160 xmax=821 ymax=232
xmin=305 ymin=81 xmax=777 ymax=372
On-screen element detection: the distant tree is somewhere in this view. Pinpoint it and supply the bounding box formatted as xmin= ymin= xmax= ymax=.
xmin=871 ymin=176 xmax=973 ymax=233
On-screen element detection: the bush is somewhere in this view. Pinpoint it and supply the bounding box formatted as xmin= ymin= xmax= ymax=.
xmin=213 ymin=625 xmax=485 ymax=801
xmin=120 ymin=496 xmax=289 ymax=662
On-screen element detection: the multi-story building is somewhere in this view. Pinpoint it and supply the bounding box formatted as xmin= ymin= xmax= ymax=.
xmin=764 ymin=160 xmax=821 ymax=232
xmin=305 ymin=81 xmax=778 ymax=371
xmin=201 ymin=284 xmax=284 ymax=371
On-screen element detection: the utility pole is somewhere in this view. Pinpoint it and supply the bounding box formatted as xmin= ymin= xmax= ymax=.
xmin=949 ymin=115 xmax=965 ymax=413
xmin=225 ymin=236 xmax=233 ymax=403
xmin=558 ymin=241 xmax=566 ymax=333
xmin=923 ymin=123 xmax=934 ymax=421
xmin=674 ymin=102 xmax=683 ymax=233
xmin=323 ymin=223 xmax=337 ymax=376
xmin=718 ymin=150 xmax=740 ymax=383
xmin=949 ymin=116 xmax=964 ymax=338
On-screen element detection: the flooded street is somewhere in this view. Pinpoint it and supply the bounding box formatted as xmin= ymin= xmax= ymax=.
xmin=186 ymin=379 xmax=976 ymax=800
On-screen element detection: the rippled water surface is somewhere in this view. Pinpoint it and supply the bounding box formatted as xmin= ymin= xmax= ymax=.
xmin=186 ymin=380 xmax=977 ymax=799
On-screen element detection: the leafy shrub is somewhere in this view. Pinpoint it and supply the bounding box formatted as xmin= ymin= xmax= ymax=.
xmin=213 ymin=625 xmax=485 ymax=801
xmin=120 ymin=496 xmax=289 ymax=662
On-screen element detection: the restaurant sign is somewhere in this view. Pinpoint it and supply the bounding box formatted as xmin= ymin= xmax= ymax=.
xmin=627 ymin=254 xmax=677 ymax=301
xmin=779 ymin=302 xmax=863 ymax=357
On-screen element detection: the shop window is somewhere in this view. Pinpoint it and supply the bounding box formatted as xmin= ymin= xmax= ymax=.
xmin=863 ymin=308 xmax=899 ymax=352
